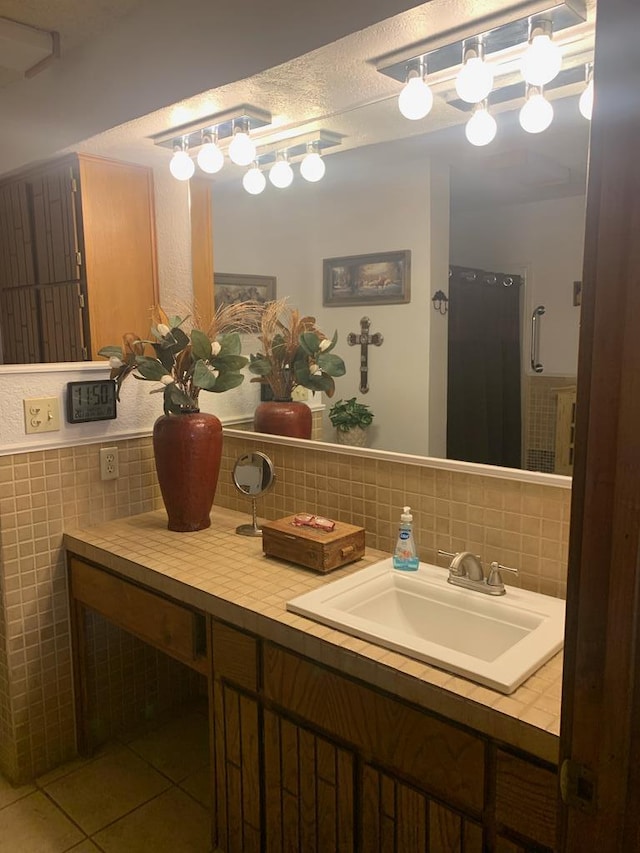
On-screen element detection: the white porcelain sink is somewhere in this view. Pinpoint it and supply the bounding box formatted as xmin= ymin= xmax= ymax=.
xmin=286 ymin=558 xmax=565 ymax=694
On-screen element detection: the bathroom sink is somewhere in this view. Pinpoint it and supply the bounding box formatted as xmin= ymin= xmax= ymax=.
xmin=286 ymin=558 xmax=565 ymax=694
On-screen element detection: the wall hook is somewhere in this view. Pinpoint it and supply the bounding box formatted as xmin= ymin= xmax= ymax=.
xmin=432 ymin=290 xmax=449 ymax=315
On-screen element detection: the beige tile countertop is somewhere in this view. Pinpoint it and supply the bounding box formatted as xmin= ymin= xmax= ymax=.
xmin=63 ymin=506 xmax=562 ymax=765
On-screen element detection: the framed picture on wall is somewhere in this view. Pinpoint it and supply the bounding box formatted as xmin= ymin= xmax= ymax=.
xmin=214 ymin=272 xmax=277 ymax=308
xmin=323 ymin=250 xmax=411 ymax=307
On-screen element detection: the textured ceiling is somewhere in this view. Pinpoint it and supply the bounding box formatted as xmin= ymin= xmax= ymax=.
xmin=0 ymin=0 xmax=147 ymax=87
xmin=69 ymin=0 xmax=596 ymax=207
xmin=3 ymin=0 xmax=597 ymax=207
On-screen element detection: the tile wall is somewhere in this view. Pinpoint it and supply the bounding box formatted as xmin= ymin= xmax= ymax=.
xmin=0 ymin=430 xmax=570 ymax=783
xmin=524 ymin=375 xmax=577 ymax=474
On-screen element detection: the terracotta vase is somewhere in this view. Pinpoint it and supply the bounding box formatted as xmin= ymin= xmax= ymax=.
xmin=254 ymin=399 xmax=312 ymax=439
xmin=153 ymin=412 xmax=223 ymax=532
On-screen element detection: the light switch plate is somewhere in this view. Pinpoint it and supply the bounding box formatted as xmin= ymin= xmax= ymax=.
xmin=291 ymin=386 xmax=309 ymax=402
xmin=23 ymin=397 xmax=61 ymax=434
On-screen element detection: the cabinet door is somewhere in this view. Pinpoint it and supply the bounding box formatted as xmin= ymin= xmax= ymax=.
xmin=39 ymin=282 xmax=85 ymax=361
xmin=31 ymin=165 xmax=81 ymax=285
xmin=360 ymin=764 xmax=483 ymax=853
xmin=0 ymin=286 xmax=40 ymax=362
xmin=263 ymin=709 xmax=355 ymax=853
xmin=213 ymin=681 xmax=261 ymax=853
xmin=0 ymin=181 xmax=36 ymax=289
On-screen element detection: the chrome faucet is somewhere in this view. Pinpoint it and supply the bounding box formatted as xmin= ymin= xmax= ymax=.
xmin=437 ymin=550 xmax=518 ymax=596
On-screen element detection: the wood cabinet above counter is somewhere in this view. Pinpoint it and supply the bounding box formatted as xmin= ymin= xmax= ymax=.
xmin=0 ymin=153 xmax=158 ymax=363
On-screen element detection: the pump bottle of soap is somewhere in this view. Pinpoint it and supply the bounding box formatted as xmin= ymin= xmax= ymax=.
xmin=393 ymin=506 xmax=419 ymax=571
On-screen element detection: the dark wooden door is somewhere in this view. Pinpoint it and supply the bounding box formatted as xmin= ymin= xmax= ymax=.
xmin=31 ymin=164 xmax=81 ymax=286
xmin=559 ymin=0 xmax=640 ymax=848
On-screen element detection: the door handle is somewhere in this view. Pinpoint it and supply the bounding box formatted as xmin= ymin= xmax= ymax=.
xmin=530 ymin=305 xmax=545 ymax=373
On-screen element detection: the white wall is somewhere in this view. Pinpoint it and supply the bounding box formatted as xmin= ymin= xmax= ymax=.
xmin=450 ymin=194 xmax=585 ymax=377
xmin=212 ymin=141 xmax=451 ymax=456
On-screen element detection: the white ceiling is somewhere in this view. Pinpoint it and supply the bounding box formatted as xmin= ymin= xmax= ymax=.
xmin=2 ymin=0 xmax=596 ymax=207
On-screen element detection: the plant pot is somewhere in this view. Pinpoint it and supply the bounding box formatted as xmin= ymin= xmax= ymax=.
xmin=254 ymin=400 xmax=312 ymax=439
xmin=335 ymin=426 xmax=368 ymax=447
xmin=153 ymin=412 xmax=223 ymax=532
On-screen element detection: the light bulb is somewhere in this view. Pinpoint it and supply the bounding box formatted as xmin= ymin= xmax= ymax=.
xmin=228 ymin=131 xmax=256 ymax=166
xmin=520 ymin=32 xmax=562 ymax=86
xmin=300 ymin=151 xmax=325 ymax=182
xmin=269 ymin=158 xmax=294 ymax=188
xmin=465 ymin=105 xmax=497 ymax=146
xmin=242 ymin=165 xmax=266 ymax=195
xmin=456 ymin=56 xmax=494 ymax=104
xmin=579 ymin=78 xmax=594 ymax=120
xmin=197 ymin=140 xmax=224 ymax=174
xmin=398 ymin=75 xmax=433 ymax=120
xmin=519 ymin=91 xmax=554 ymax=134
xmin=169 ymin=149 xmax=195 ymax=181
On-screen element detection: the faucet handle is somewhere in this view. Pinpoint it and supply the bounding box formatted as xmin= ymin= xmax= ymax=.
xmin=487 ymin=561 xmax=519 ymax=588
xmin=437 ymin=549 xmax=457 ymax=560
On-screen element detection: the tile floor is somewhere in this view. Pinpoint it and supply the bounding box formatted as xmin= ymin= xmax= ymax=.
xmin=0 ymin=706 xmax=214 ymax=852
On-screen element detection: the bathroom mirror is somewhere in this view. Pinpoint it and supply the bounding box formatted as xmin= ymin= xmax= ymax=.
xmin=232 ymin=451 xmax=276 ymax=536
xmin=0 ymin=0 xmax=595 ymax=479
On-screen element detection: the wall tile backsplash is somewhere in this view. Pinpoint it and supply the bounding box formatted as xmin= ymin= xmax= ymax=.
xmin=0 ymin=432 xmax=570 ymax=782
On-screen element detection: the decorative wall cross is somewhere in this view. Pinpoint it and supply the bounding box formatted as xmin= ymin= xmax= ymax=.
xmin=347 ymin=316 xmax=383 ymax=394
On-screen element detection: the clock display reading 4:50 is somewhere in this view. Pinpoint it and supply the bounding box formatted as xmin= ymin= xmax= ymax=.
xmin=66 ymin=380 xmax=117 ymax=424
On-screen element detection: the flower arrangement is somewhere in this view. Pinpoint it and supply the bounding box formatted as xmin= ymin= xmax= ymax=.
xmin=328 ymin=397 xmax=374 ymax=432
xmin=98 ymin=303 xmax=257 ymax=416
xmin=248 ymin=298 xmax=346 ymax=400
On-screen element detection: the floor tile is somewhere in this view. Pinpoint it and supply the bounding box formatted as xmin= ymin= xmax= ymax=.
xmin=43 ymin=746 xmax=171 ymax=835
xmin=0 ymin=791 xmax=84 ymax=853
xmin=127 ymin=710 xmax=209 ymax=783
xmin=179 ymin=766 xmax=212 ymax=809
xmin=0 ymin=774 xmax=35 ymax=810
xmin=67 ymin=842 xmax=101 ymax=852
xmin=36 ymin=741 xmax=117 ymax=789
xmin=93 ymin=787 xmax=211 ymax=853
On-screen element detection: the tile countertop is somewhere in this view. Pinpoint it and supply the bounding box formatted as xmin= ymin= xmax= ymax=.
xmin=63 ymin=506 xmax=562 ymax=765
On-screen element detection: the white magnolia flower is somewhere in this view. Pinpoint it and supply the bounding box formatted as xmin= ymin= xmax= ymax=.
xmin=310 ymin=363 xmax=322 ymax=375
xmin=318 ymin=338 xmax=331 ymax=352
xmin=157 ymin=323 xmax=171 ymax=337
xmin=109 ymin=356 xmax=124 ymax=369
xmin=160 ymin=375 xmax=174 ymax=385
xmin=211 ymin=341 xmax=221 ymax=356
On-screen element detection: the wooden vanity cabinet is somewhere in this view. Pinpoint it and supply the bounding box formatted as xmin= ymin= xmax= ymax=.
xmin=66 ymin=553 xmax=558 ymax=853
xmin=210 ymin=621 xmax=558 ymax=853
xmin=0 ymin=153 xmax=158 ymax=363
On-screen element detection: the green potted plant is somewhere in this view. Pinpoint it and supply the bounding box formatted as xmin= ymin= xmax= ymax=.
xmin=328 ymin=397 xmax=374 ymax=447
xmin=248 ymin=298 xmax=346 ymax=438
xmin=98 ymin=302 xmax=254 ymax=532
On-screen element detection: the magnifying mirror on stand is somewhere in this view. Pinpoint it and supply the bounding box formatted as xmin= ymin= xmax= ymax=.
xmin=232 ymin=451 xmax=276 ymax=536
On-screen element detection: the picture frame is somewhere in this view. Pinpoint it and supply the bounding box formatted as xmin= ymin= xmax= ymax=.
xmin=214 ymin=272 xmax=277 ymax=310
xmin=323 ymin=250 xmax=411 ymax=307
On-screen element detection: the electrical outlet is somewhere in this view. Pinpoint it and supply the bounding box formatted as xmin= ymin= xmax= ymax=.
xmin=99 ymin=446 xmax=119 ymax=480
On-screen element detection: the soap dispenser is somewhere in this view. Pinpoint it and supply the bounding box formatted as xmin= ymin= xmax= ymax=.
xmin=393 ymin=506 xmax=419 ymax=571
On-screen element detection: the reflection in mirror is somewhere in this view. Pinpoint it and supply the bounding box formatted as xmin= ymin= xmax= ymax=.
xmin=232 ymin=451 xmax=276 ymax=536
xmin=0 ymin=0 xmax=595 ymax=482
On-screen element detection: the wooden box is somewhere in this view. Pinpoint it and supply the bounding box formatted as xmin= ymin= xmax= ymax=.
xmin=261 ymin=516 xmax=365 ymax=573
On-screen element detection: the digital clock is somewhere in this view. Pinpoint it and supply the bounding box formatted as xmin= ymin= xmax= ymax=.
xmin=66 ymin=380 xmax=117 ymax=424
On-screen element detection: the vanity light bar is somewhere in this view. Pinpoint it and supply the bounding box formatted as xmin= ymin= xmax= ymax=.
xmin=253 ymin=129 xmax=344 ymax=167
xmin=150 ymin=104 xmax=273 ymax=150
xmin=375 ymin=1 xmax=586 ymax=84
xmin=447 ymin=62 xmax=587 ymax=112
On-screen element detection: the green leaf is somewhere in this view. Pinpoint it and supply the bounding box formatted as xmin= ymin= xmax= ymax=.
xmin=248 ymin=355 xmax=272 ymax=377
xmin=210 ymin=371 xmax=244 ymax=392
xmin=299 ymin=331 xmax=321 ymax=356
xmin=219 ymin=333 xmax=242 ymax=356
xmin=215 ymin=354 xmax=249 ymax=371
xmin=135 ymin=356 xmax=170 ymax=381
xmin=317 ymin=352 xmax=346 ymax=377
xmin=97 ymin=345 xmax=123 ymax=359
xmin=190 ymin=329 xmax=212 ymax=361
xmin=305 ymin=373 xmax=335 ymax=396
xmin=193 ymin=359 xmax=218 ymax=391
